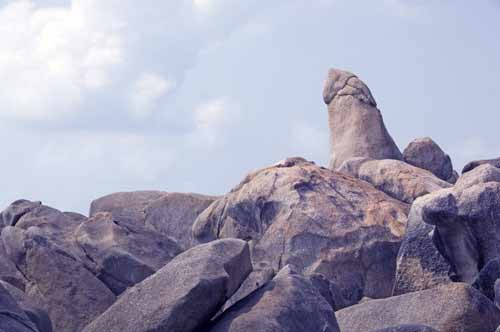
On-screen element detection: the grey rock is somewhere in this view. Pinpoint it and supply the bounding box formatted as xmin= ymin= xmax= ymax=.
xmin=83 ymin=239 xmax=252 ymax=332
xmin=472 ymin=258 xmax=500 ymax=300
xmin=403 ymin=137 xmax=453 ymax=182
xmin=336 ymin=283 xmax=500 ymax=332
xmin=144 ymin=192 xmax=217 ymax=250
xmin=0 ymin=240 xmax=26 ymax=291
xmin=0 ymin=281 xmax=52 ymax=332
xmin=455 ymin=163 xmax=500 ymax=190
xmin=193 ymin=157 xmax=408 ymax=304
xmin=462 ymin=157 xmax=500 ymax=174
xmin=207 ymin=266 xmax=340 ymax=332
xmin=0 ymin=282 xmax=38 ymax=332
xmin=495 ymin=279 xmax=500 ymax=309
xmin=393 ymin=194 xmax=451 ymax=295
xmin=74 ymin=212 xmax=182 ymax=294
xmin=1 ymin=226 xmax=116 ymax=332
xmin=308 ymin=272 xmax=348 ymax=311
xmin=323 ymin=68 xmax=402 ymax=169
xmin=370 ymin=325 xmax=439 ymax=332
xmin=341 ymin=158 xmax=451 ymax=204
xmin=0 ymin=200 xmax=41 ymax=230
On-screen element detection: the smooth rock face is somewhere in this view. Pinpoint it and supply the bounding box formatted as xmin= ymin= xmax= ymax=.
xmin=144 ymin=192 xmax=217 ymax=250
xmin=1 ymin=227 xmax=116 ymax=332
xmin=371 ymin=325 xmax=439 ymax=332
xmin=193 ymin=157 xmax=408 ymax=304
xmin=403 ymin=137 xmax=454 ymax=182
xmin=393 ymin=194 xmax=451 ymax=295
xmin=90 ymin=191 xmax=216 ymax=250
xmin=207 ymin=266 xmax=340 ymax=332
xmin=75 ymin=212 xmax=182 ymax=294
xmin=0 ymin=282 xmax=39 ymax=332
xmin=336 ymin=283 xmax=500 ymax=332
xmin=340 ymin=158 xmax=451 ymax=204
xmin=83 ymin=239 xmax=252 ymax=332
xmin=462 ymin=157 xmax=500 ymax=174
xmin=1 ymin=281 xmax=52 ymax=332
xmin=323 ymin=68 xmax=402 ymax=169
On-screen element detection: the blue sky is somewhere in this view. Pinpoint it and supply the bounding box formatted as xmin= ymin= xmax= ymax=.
xmin=1 ymin=0 xmax=499 ymax=213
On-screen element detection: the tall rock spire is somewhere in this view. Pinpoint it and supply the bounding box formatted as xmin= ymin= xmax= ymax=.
xmin=323 ymin=68 xmax=402 ymax=169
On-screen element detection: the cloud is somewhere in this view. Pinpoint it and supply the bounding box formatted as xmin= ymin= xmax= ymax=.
xmin=129 ymin=73 xmax=175 ymax=119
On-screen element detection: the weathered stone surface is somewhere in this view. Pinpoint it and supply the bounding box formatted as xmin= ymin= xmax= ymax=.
xmin=340 ymin=158 xmax=451 ymax=204
xmin=75 ymin=212 xmax=182 ymax=294
xmin=1 ymin=226 xmax=116 ymax=332
xmin=308 ymin=272 xmax=348 ymax=311
xmin=393 ymin=194 xmax=451 ymax=295
xmin=0 ymin=200 xmax=41 ymax=230
xmin=83 ymin=239 xmax=252 ymax=332
xmin=144 ymin=192 xmax=217 ymax=250
xmin=0 ymin=240 xmax=25 ymax=290
xmin=455 ymin=164 xmax=500 ymax=190
xmin=371 ymin=325 xmax=439 ymax=332
xmin=403 ymin=137 xmax=454 ymax=182
xmin=0 ymin=282 xmax=39 ymax=332
xmin=1 ymin=281 xmax=52 ymax=332
xmin=462 ymin=157 xmax=500 ymax=174
xmin=337 ymin=283 xmax=500 ymax=332
xmin=207 ymin=266 xmax=340 ymax=332
xmin=323 ymin=68 xmax=402 ymax=169
xmin=472 ymin=258 xmax=500 ymax=301
xmin=495 ymin=279 xmax=500 ymax=309
xmin=221 ymin=262 xmax=275 ymax=312
xmin=194 ymin=157 xmax=408 ymax=304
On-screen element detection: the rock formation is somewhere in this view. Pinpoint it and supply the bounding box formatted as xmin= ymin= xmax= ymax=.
xmin=323 ymin=68 xmax=402 ymax=168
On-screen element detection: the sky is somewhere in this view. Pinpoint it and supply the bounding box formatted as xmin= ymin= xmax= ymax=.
xmin=1 ymin=0 xmax=499 ymax=214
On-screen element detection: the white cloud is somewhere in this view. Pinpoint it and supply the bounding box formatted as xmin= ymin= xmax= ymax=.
xmin=129 ymin=72 xmax=175 ymax=119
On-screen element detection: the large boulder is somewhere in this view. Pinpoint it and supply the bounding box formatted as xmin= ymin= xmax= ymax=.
xmin=74 ymin=212 xmax=182 ymax=294
xmin=336 ymin=283 xmax=500 ymax=332
xmin=0 ymin=280 xmax=52 ymax=332
xmin=206 ymin=266 xmax=340 ymax=332
xmin=0 ymin=199 xmax=41 ymax=230
xmin=403 ymin=137 xmax=454 ymax=182
xmin=472 ymin=258 xmax=500 ymax=301
xmin=82 ymin=239 xmax=252 ymax=332
xmin=338 ymin=158 xmax=451 ymax=204
xmin=455 ymin=163 xmax=500 ymax=190
xmin=371 ymin=326 xmax=438 ymax=332
xmin=90 ymin=191 xmax=216 ymax=249
xmin=462 ymin=157 xmax=500 ymax=174
xmin=193 ymin=157 xmax=408 ymax=304
xmin=323 ymin=68 xmax=402 ymax=169
xmin=1 ymin=227 xmax=116 ymax=332
xmin=0 ymin=282 xmax=39 ymax=332
xmin=144 ymin=192 xmax=217 ymax=250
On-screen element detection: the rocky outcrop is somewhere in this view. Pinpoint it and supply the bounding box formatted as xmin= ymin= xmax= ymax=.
xmin=194 ymin=157 xmax=408 ymax=304
xmin=472 ymin=258 xmax=500 ymax=301
xmin=90 ymin=191 xmax=216 ymax=250
xmin=207 ymin=266 xmax=340 ymax=332
xmin=0 ymin=282 xmax=39 ymax=332
xmin=339 ymin=158 xmax=451 ymax=203
xmin=336 ymin=283 xmax=500 ymax=332
xmin=1 ymin=227 xmax=116 ymax=332
xmin=462 ymin=157 xmax=500 ymax=174
xmin=82 ymin=239 xmax=252 ymax=332
xmin=323 ymin=68 xmax=402 ymax=169
xmin=371 ymin=326 xmax=438 ymax=332
xmin=74 ymin=212 xmax=182 ymax=294
xmin=403 ymin=137 xmax=455 ymax=182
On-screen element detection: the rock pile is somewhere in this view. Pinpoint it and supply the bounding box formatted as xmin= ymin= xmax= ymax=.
xmin=1 ymin=68 xmax=500 ymax=332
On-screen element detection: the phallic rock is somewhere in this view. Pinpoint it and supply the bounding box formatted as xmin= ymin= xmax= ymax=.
xmin=370 ymin=325 xmax=439 ymax=332
xmin=392 ymin=194 xmax=451 ymax=295
xmin=193 ymin=157 xmax=408 ymax=304
xmin=472 ymin=258 xmax=500 ymax=301
xmin=336 ymin=283 xmax=500 ymax=332
xmin=339 ymin=158 xmax=451 ymax=204
xmin=0 ymin=282 xmax=39 ymax=332
xmin=206 ymin=266 xmax=341 ymax=332
xmin=90 ymin=191 xmax=216 ymax=249
xmin=1 ymin=226 xmax=116 ymax=332
xmin=144 ymin=192 xmax=217 ymax=250
xmin=323 ymin=68 xmax=402 ymax=169
xmin=462 ymin=157 xmax=500 ymax=174
xmin=82 ymin=239 xmax=252 ymax=332
xmin=403 ymin=137 xmax=454 ymax=182
xmin=1 ymin=281 xmax=52 ymax=332
xmin=74 ymin=212 xmax=182 ymax=294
